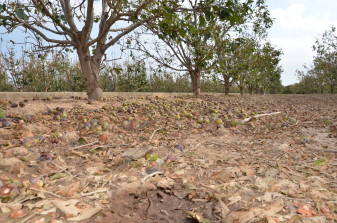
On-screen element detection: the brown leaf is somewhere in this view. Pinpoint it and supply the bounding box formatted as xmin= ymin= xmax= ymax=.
xmin=10 ymin=209 xmax=26 ymax=219
xmin=51 ymin=199 xmax=81 ymax=218
xmin=210 ymin=169 xmax=232 ymax=182
xmin=296 ymin=203 xmax=318 ymax=217
xmin=67 ymin=207 xmax=101 ymax=222
xmin=21 ymin=130 xmax=34 ymax=138
xmin=58 ymin=182 xmax=81 ymax=196
xmin=213 ymin=195 xmax=230 ymax=219
xmin=98 ymin=133 xmax=109 ymax=143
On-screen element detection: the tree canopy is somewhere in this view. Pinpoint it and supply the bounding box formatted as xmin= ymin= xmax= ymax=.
xmin=1 ymin=0 xmax=178 ymax=99
xmin=295 ymin=26 xmax=337 ymax=94
xmin=0 ymin=0 xmax=284 ymax=97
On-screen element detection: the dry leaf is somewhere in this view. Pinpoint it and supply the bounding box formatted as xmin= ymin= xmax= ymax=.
xmin=186 ymin=211 xmax=208 ymax=223
xmin=51 ymin=199 xmax=81 ymax=218
xmin=58 ymin=182 xmax=81 ymax=197
xmin=68 ymin=207 xmax=101 ymax=222
xmin=210 ymin=169 xmax=232 ymax=182
xmin=213 ymin=195 xmax=230 ymax=219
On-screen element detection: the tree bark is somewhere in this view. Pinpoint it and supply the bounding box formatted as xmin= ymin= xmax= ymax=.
xmin=223 ymin=75 xmax=231 ymax=96
xmin=77 ymin=49 xmax=103 ymax=100
xmin=248 ymin=85 xmax=253 ymax=95
xmin=239 ymin=86 xmax=244 ymax=96
xmin=329 ymin=86 xmax=335 ymax=94
xmin=190 ymin=71 xmax=201 ymax=96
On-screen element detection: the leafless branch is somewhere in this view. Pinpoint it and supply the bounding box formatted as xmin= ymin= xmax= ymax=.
xmin=60 ymin=0 xmax=79 ymax=32
xmin=81 ymin=0 xmax=94 ymax=44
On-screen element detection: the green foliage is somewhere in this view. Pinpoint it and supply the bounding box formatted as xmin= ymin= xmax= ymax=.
xmin=0 ymin=105 xmax=5 ymax=119
xmin=313 ymin=158 xmax=326 ymax=167
xmin=0 ymin=45 xmax=85 ymax=92
xmin=15 ymin=8 xmax=29 ymax=21
xmin=138 ymin=0 xmax=273 ymax=95
xmin=0 ymin=0 xmax=281 ymax=96
xmin=296 ymin=26 xmax=337 ymax=94
xmin=245 ymin=41 xmax=283 ymax=94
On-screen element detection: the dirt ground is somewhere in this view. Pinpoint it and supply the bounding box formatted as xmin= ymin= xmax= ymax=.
xmin=0 ymin=94 xmax=336 ymax=223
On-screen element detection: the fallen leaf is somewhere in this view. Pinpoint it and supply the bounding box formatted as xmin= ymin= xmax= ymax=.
xmin=241 ymin=166 xmax=256 ymax=176
xmin=227 ymin=200 xmax=284 ymax=223
xmin=213 ymin=195 xmax=230 ymax=219
xmin=210 ymin=169 xmax=232 ymax=182
xmin=51 ymin=199 xmax=81 ymax=218
xmin=68 ymin=207 xmax=101 ymax=222
xmin=10 ymin=209 xmax=25 ymax=219
xmin=295 ymin=202 xmax=318 ymax=217
xmin=157 ymin=177 xmax=175 ymax=189
xmin=58 ymin=182 xmax=81 ymax=196
xmin=186 ymin=211 xmax=208 ymax=223
xmin=313 ymin=158 xmax=326 ymax=167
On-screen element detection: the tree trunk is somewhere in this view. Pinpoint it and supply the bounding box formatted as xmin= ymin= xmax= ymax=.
xmin=248 ymin=85 xmax=253 ymax=95
xmin=224 ymin=76 xmax=231 ymax=96
xmin=329 ymin=84 xmax=335 ymax=94
xmin=77 ymin=49 xmax=103 ymax=100
xmin=190 ymin=71 xmax=201 ymax=96
xmin=239 ymin=86 xmax=244 ymax=96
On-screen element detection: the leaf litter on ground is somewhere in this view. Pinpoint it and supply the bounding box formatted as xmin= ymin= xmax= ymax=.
xmin=0 ymin=94 xmax=336 ymax=222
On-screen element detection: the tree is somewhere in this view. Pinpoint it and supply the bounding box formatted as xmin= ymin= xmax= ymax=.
xmin=136 ymin=0 xmax=272 ymax=96
xmin=215 ymin=37 xmax=257 ymax=95
xmin=234 ymin=38 xmax=257 ymax=95
xmin=245 ymin=41 xmax=283 ymax=94
xmin=296 ymin=68 xmax=322 ymax=94
xmin=1 ymin=0 xmax=177 ymax=99
xmin=312 ymin=27 xmax=337 ymax=93
xmin=212 ymin=1 xmax=273 ymax=96
xmin=296 ymin=26 xmax=337 ymax=94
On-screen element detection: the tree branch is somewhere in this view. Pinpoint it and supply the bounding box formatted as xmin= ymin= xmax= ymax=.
xmin=60 ymin=0 xmax=79 ymax=32
xmin=32 ymin=0 xmax=74 ymax=37
xmin=81 ymin=0 xmax=94 ymax=45
xmin=117 ymin=0 xmax=153 ymax=16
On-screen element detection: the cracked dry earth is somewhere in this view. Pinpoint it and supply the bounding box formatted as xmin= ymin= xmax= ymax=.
xmin=0 ymin=94 xmax=336 ymax=223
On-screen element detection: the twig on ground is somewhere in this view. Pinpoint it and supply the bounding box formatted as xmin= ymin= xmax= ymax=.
xmin=101 ymin=174 xmax=114 ymax=188
xmin=81 ymin=188 xmax=108 ymax=197
xmin=20 ymin=213 xmax=37 ymax=223
xmin=51 ymin=161 xmax=74 ymax=177
xmin=2 ymin=144 xmax=19 ymax=150
xmin=30 ymin=188 xmax=61 ymax=198
xmin=149 ymin=128 xmax=162 ymax=141
xmin=142 ymin=171 xmax=164 ymax=182
xmin=282 ymin=166 xmax=307 ymax=180
xmin=242 ymin=111 xmax=281 ymax=123
xmin=89 ymin=144 xmax=117 ymax=152
xmin=206 ymin=141 xmax=226 ymax=146
xmin=281 ymin=195 xmax=337 ymax=203
xmin=307 ymin=148 xmax=337 ymax=153
xmin=145 ymin=190 xmax=151 ymax=217
xmin=70 ymin=141 xmax=99 ymax=150
xmin=69 ymin=150 xmax=88 ymax=159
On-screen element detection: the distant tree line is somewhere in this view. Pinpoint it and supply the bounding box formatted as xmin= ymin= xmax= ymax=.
xmin=284 ymin=26 xmax=337 ymax=94
xmin=0 ymin=38 xmax=282 ymax=95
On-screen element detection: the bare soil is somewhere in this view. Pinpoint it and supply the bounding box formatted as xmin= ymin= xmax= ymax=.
xmin=0 ymin=94 xmax=336 ymax=223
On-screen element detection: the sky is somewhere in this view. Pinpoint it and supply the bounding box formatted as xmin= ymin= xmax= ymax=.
xmin=267 ymin=0 xmax=337 ymax=85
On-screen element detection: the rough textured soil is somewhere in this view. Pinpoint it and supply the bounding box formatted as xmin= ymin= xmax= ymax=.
xmin=0 ymin=94 xmax=336 ymax=223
